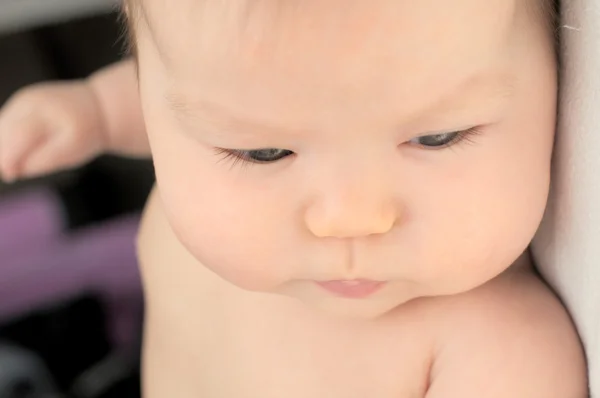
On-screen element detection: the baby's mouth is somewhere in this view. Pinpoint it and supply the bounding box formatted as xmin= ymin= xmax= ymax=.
xmin=315 ymin=280 xmax=386 ymax=298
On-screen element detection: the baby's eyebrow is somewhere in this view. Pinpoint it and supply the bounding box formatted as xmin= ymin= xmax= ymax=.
xmin=164 ymin=91 xmax=310 ymax=137
xmin=431 ymin=72 xmax=516 ymax=114
xmin=164 ymin=72 xmax=515 ymax=137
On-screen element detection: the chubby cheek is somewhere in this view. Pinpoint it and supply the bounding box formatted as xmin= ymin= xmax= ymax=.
xmin=145 ymin=122 xmax=293 ymax=291
xmin=418 ymin=117 xmax=553 ymax=296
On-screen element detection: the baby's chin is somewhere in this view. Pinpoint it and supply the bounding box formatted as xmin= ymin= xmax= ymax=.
xmin=283 ymin=287 xmax=414 ymax=321
xmin=262 ymin=279 xmax=422 ymax=320
xmin=308 ymin=297 xmax=405 ymax=320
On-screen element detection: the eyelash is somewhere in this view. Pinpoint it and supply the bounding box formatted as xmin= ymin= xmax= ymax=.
xmin=411 ymin=126 xmax=484 ymax=149
xmin=214 ymin=126 xmax=484 ymax=168
xmin=214 ymin=148 xmax=295 ymax=169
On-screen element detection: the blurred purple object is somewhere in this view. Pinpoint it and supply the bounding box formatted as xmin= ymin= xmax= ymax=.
xmin=0 ymin=188 xmax=65 ymax=254
xmin=0 ymin=213 xmax=143 ymax=352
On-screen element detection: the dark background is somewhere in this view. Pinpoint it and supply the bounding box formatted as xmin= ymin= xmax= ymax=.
xmin=0 ymin=9 xmax=151 ymax=398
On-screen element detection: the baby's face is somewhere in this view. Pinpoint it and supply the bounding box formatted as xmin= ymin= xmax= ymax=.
xmin=134 ymin=0 xmax=557 ymax=318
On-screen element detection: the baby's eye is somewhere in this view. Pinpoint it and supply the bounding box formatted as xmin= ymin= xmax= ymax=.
xmin=215 ymin=147 xmax=294 ymax=166
xmin=409 ymin=132 xmax=460 ymax=148
xmin=244 ymin=148 xmax=294 ymax=162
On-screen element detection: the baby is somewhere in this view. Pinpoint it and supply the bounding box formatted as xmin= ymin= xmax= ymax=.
xmin=0 ymin=0 xmax=589 ymax=396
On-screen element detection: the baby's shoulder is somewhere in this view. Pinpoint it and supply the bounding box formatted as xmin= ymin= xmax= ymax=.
xmin=421 ymin=265 xmax=587 ymax=397
xmin=429 ymin=263 xmax=572 ymax=336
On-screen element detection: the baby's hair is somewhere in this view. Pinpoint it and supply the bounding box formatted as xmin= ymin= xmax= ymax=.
xmin=119 ymin=0 xmax=561 ymax=61
xmin=118 ymin=0 xmax=140 ymax=58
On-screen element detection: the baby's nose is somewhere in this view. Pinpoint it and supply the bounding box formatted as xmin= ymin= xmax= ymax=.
xmin=304 ymin=191 xmax=399 ymax=239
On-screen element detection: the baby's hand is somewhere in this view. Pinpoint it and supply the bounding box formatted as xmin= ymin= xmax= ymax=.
xmin=0 ymin=80 xmax=106 ymax=182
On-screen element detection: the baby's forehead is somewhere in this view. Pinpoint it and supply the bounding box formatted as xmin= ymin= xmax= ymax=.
xmin=128 ymin=0 xmax=557 ymax=74
xmin=129 ymin=0 xmax=554 ymax=32
xmin=133 ymin=0 xmax=526 ymax=65
xmin=131 ymin=1 xmax=538 ymax=124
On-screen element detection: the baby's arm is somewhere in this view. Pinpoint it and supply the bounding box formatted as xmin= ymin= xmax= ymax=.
xmin=0 ymin=59 xmax=148 ymax=182
xmin=88 ymin=59 xmax=149 ymax=157
xmin=426 ymin=272 xmax=588 ymax=398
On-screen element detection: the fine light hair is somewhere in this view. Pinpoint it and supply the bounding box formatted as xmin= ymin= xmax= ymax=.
xmin=118 ymin=0 xmax=561 ymax=63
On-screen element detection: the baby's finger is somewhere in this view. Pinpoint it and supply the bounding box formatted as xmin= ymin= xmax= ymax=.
xmin=20 ymin=135 xmax=85 ymax=178
xmin=0 ymin=117 xmax=46 ymax=181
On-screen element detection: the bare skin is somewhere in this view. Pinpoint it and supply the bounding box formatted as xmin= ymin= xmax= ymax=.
xmin=0 ymin=60 xmax=147 ymax=182
xmin=0 ymin=0 xmax=588 ymax=396
xmin=0 ymin=60 xmax=587 ymax=398
xmin=138 ymin=185 xmax=586 ymax=398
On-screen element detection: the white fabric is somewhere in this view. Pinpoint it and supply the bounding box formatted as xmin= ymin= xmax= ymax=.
xmin=531 ymin=1 xmax=600 ymax=396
